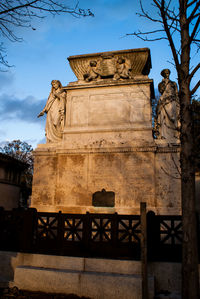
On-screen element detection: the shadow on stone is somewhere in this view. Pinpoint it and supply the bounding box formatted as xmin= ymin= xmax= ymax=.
xmin=0 ymin=287 xmax=91 ymax=299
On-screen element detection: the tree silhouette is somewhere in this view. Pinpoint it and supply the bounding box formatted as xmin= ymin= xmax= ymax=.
xmin=127 ymin=1 xmax=200 ymax=298
xmin=0 ymin=0 xmax=93 ymax=69
xmin=0 ymin=139 xmax=33 ymax=186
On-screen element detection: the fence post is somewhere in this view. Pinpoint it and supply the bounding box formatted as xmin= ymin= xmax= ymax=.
xmin=111 ymin=212 xmax=118 ymax=258
xmin=140 ymin=202 xmax=148 ymax=299
xmin=58 ymin=211 xmax=63 ymax=255
xmin=20 ymin=208 xmax=37 ymax=252
xmin=147 ymin=211 xmax=159 ymax=261
xmin=83 ymin=212 xmax=90 ymax=256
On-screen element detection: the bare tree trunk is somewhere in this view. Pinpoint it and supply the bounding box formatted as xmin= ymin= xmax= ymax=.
xmin=179 ymin=10 xmax=199 ymax=294
xmin=130 ymin=0 xmax=200 ymax=297
xmin=180 ymin=87 xmax=199 ymax=299
xmin=179 ymin=3 xmax=199 ymax=297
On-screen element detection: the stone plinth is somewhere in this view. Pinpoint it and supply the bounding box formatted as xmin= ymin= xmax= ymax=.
xmin=13 ymin=254 xmax=155 ymax=299
xmin=31 ymin=48 xmax=181 ymax=214
xmin=31 ymin=144 xmax=180 ymax=214
xmin=62 ymin=80 xmax=154 ymax=148
xmin=14 ymin=266 xmax=155 ymax=299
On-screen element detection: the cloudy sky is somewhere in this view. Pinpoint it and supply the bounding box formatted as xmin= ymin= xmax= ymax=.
xmin=0 ymin=0 xmax=199 ymax=148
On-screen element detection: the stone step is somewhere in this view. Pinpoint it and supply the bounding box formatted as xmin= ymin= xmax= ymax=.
xmin=14 ymin=265 xmax=155 ymax=299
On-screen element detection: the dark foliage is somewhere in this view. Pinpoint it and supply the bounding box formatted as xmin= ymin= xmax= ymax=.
xmin=0 ymin=139 xmax=33 ymax=186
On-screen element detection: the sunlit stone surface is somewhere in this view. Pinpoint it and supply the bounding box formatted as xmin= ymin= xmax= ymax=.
xmin=31 ymin=49 xmax=181 ymax=214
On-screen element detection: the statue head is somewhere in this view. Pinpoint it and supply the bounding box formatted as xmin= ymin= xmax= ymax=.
xmin=51 ymin=80 xmax=62 ymax=90
xmin=161 ymin=69 xmax=171 ymax=79
xmin=90 ymin=60 xmax=97 ymax=67
xmin=117 ymin=57 xmax=125 ymax=64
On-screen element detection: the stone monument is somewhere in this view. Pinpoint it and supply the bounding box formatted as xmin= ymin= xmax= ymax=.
xmin=31 ymin=48 xmax=181 ymax=214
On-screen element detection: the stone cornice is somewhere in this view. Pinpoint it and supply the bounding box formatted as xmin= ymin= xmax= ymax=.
xmin=67 ymin=48 xmax=152 ymax=81
xmin=64 ymin=78 xmax=155 ymax=100
xmin=34 ymin=143 xmax=180 ymax=156
xmin=63 ymin=126 xmax=153 ymax=134
xmin=65 ymin=78 xmax=154 ymax=90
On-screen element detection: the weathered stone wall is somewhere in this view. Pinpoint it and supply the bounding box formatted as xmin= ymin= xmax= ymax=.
xmin=63 ymin=82 xmax=153 ymax=149
xmin=31 ymin=146 xmax=181 ymax=214
xmin=154 ymin=144 xmax=181 ymax=214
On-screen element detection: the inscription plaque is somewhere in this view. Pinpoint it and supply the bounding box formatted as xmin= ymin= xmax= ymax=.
xmin=92 ymin=189 xmax=115 ymax=207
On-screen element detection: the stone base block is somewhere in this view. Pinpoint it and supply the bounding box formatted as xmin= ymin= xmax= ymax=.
xmin=31 ymin=146 xmax=181 ymax=215
xmin=0 ymin=252 xmax=186 ymax=295
xmin=14 ymin=265 xmax=154 ymax=299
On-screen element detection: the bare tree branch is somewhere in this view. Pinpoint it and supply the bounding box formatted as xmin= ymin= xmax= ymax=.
xmin=187 ymin=0 xmax=199 ymax=8
xmin=189 ymin=62 xmax=200 ymax=80
xmin=191 ymin=79 xmax=200 ymax=95
xmin=137 ymin=0 xmax=163 ymax=24
xmin=153 ymin=0 xmax=180 ymax=70
xmin=0 ymin=0 xmax=39 ymax=15
xmin=126 ymin=28 xmax=168 ymax=41
xmin=187 ymin=0 xmax=200 ymax=23
xmin=126 ymin=32 xmax=167 ymax=41
xmin=129 ymin=1 xmax=181 ymax=52
xmin=190 ymin=15 xmax=200 ymax=43
xmin=0 ymin=0 xmax=94 ymax=70
xmin=129 ymin=1 xmax=200 ymax=298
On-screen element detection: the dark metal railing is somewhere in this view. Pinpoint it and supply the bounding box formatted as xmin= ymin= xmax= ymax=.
xmin=34 ymin=212 xmax=141 ymax=259
xmin=0 ymin=207 xmax=188 ymax=261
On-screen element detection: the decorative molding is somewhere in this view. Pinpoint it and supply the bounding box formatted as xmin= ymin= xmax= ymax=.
xmin=34 ymin=144 xmax=180 ymax=155
xmin=63 ymin=126 xmax=153 ymax=134
xmin=67 ymin=48 xmax=151 ymax=83
xmin=156 ymin=145 xmax=180 ymax=153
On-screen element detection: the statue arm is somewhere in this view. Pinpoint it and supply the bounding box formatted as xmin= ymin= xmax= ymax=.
xmin=158 ymin=80 xmax=166 ymax=94
xmin=37 ymin=102 xmax=49 ymax=118
xmin=37 ymin=92 xmax=54 ymax=118
xmin=37 ymin=110 xmax=45 ymax=118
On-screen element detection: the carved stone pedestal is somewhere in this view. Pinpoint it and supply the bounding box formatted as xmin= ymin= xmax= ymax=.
xmin=31 ymin=49 xmax=181 ymax=214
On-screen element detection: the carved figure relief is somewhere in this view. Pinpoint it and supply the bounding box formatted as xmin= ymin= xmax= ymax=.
xmin=38 ymin=80 xmax=66 ymax=143
xmin=113 ymin=57 xmax=132 ymax=80
xmin=155 ymin=69 xmax=180 ymax=142
xmin=83 ymin=55 xmax=132 ymax=82
xmin=68 ymin=48 xmax=151 ymax=82
xmin=83 ymin=60 xmax=101 ymax=82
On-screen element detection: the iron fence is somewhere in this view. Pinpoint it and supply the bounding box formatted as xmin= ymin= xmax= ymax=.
xmin=0 ymin=208 xmax=189 ymax=261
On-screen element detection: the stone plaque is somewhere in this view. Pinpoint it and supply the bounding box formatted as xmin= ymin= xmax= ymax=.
xmin=92 ymin=189 xmax=115 ymax=207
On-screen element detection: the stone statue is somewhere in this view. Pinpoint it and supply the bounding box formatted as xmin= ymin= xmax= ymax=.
xmin=113 ymin=57 xmax=132 ymax=80
xmin=155 ymin=69 xmax=180 ymax=142
xmin=38 ymin=80 xmax=66 ymax=143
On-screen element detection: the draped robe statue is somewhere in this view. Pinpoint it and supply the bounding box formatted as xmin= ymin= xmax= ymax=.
xmin=155 ymin=69 xmax=180 ymax=142
xmin=38 ymin=80 xmax=66 ymax=143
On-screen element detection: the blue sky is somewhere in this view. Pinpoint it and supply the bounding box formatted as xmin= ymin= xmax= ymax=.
xmin=0 ymin=0 xmax=199 ymax=148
